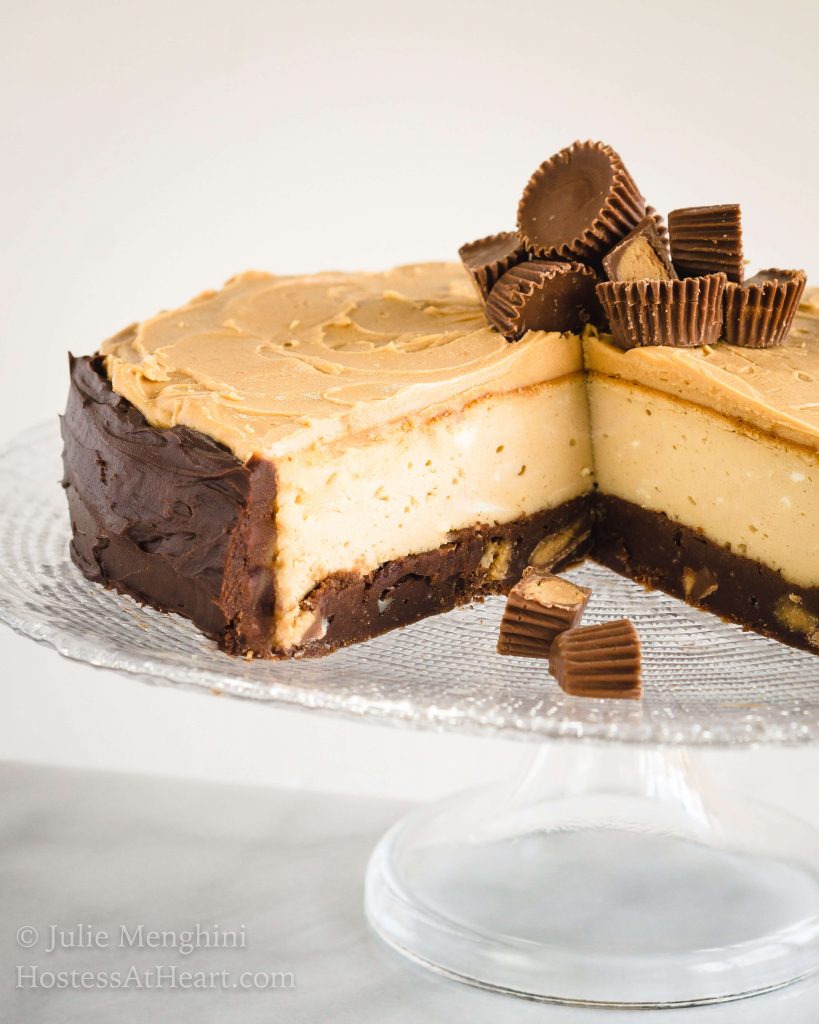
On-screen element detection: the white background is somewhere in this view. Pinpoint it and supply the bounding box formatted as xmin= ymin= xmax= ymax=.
xmin=2 ymin=0 xmax=819 ymax=806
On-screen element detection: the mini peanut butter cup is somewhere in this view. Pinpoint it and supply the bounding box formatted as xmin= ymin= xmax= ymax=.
xmin=596 ymin=272 xmax=726 ymax=349
xmin=722 ymin=268 xmax=806 ymax=348
xmin=497 ymin=569 xmax=591 ymax=659
xmin=518 ymin=141 xmax=646 ymax=262
xmin=549 ymin=619 xmax=642 ymax=700
xmin=485 ymin=260 xmax=600 ymax=341
xmin=602 ymin=217 xmax=677 ymax=283
xmin=668 ymin=204 xmax=744 ymax=283
xmin=458 ymin=231 xmax=526 ymax=301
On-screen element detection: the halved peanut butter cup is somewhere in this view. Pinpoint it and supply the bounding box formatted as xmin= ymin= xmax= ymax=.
xmin=602 ymin=217 xmax=677 ymax=284
xmin=497 ymin=569 xmax=591 ymax=659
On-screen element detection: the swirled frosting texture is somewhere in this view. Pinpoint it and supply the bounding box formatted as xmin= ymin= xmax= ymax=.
xmin=102 ymin=265 xmax=819 ymax=458
xmin=102 ymin=263 xmax=581 ymax=461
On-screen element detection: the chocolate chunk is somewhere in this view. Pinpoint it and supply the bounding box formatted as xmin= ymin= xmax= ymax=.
xmin=458 ymin=232 xmax=526 ymax=301
xmin=668 ymin=204 xmax=744 ymax=283
xmin=518 ymin=140 xmax=646 ymax=262
xmin=602 ymin=217 xmax=678 ymax=283
xmin=549 ymin=619 xmax=642 ymax=700
xmin=529 ymin=519 xmax=592 ymax=572
xmin=485 ymin=260 xmax=601 ymax=341
xmin=497 ymin=569 xmax=592 ymax=659
xmin=722 ymin=268 xmax=806 ymax=348
xmin=596 ymin=273 xmax=726 ymax=349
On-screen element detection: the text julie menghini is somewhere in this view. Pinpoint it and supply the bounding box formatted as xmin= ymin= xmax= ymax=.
xmin=14 ymin=922 xmax=295 ymax=992
xmin=19 ymin=922 xmax=247 ymax=956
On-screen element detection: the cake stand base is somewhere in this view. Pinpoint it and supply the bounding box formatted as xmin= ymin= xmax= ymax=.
xmin=365 ymin=742 xmax=819 ymax=1007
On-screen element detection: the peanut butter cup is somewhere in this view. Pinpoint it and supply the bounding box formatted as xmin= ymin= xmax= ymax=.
xmin=722 ymin=268 xmax=806 ymax=348
xmin=458 ymin=231 xmax=526 ymax=300
xmin=518 ymin=141 xmax=646 ymax=262
xmin=668 ymin=204 xmax=744 ymax=283
xmin=549 ymin=619 xmax=642 ymax=700
xmin=486 ymin=260 xmax=600 ymax=341
xmin=497 ymin=569 xmax=591 ymax=659
xmin=602 ymin=217 xmax=677 ymax=283
xmin=596 ymin=272 xmax=726 ymax=349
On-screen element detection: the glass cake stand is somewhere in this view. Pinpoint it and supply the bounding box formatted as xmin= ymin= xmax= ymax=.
xmin=2 ymin=423 xmax=819 ymax=1008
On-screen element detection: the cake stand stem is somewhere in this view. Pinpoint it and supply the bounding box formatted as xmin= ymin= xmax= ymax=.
xmin=366 ymin=739 xmax=819 ymax=1008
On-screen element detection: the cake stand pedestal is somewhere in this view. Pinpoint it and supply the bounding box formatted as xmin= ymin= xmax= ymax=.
xmin=366 ymin=741 xmax=819 ymax=1007
xmin=2 ymin=424 xmax=819 ymax=1009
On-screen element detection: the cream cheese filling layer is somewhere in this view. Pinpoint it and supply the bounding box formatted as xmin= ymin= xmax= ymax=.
xmin=273 ymin=375 xmax=594 ymax=650
xmin=588 ymin=374 xmax=819 ymax=588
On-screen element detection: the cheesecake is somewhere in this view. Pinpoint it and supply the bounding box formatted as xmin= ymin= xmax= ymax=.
xmin=60 ymin=263 xmax=819 ymax=657
xmin=62 ymin=264 xmax=594 ymax=657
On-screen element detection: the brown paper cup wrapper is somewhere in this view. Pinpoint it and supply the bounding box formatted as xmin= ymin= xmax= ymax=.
xmin=596 ymin=273 xmax=726 ymax=349
xmin=518 ymin=140 xmax=646 ymax=262
xmin=722 ymin=269 xmax=806 ymax=348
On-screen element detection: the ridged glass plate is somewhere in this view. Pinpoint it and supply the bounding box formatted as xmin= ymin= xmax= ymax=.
xmin=2 ymin=422 xmax=818 ymax=746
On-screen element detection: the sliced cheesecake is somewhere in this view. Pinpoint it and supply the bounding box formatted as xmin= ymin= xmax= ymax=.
xmin=62 ymin=263 xmax=594 ymax=657
xmin=587 ymin=291 xmax=819 ymax=652
xmin=61 ymin=264 xmax=819 ymax=657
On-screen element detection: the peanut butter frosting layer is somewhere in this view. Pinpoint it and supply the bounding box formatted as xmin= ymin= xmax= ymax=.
xmin=584 ymin=287 xmax=819 ymax=450
xmin=102 ymin=263 xmax=582 ymax=462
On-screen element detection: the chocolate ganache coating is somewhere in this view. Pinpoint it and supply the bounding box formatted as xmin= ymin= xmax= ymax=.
xmin=60 ymin=354 xmax=278 ymax=652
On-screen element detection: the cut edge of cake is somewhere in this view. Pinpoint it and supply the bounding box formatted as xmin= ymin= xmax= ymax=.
xmin=60 ymin=270 xmax=819 ymax=659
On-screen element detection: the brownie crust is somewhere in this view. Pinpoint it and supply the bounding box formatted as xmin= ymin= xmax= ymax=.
xmin=594 ymin=494 xmax=819 ymax=654
xmin=61 ymin=356 xmax=591 ymax=658
xmin=62 ymin=356 xmax=818 ymax=658
xmin=296 ymin=498 xmax=592 ymax=657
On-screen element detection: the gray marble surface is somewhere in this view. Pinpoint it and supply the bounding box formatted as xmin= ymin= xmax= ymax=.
xmin=0 ymin=763 xmax=817 ymax=1023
